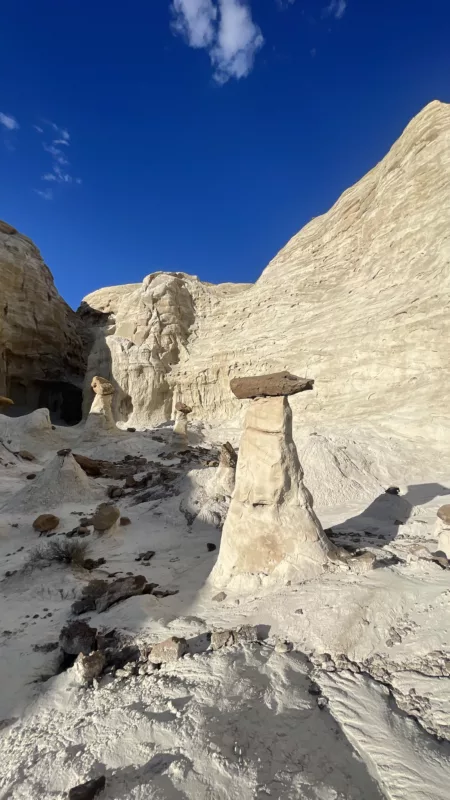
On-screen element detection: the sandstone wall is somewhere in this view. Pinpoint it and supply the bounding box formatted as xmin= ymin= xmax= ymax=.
xmin=0 ymin=221 xmax=85 ymax=422
xmin=80 ymin=101 xmax=450 ymax=441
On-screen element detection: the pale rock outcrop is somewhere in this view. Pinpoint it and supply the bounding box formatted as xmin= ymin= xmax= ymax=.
xmin=1 ymin=448 xmax=102 ymax=513
xmin=435 ymin=505 xmax=450 ymax=558
xmin=0 ymin=221 xmax=85 ymax=422
xmin=211 ymin=395 xmax=336 ymax=586
xmin=83 ymin=376 xmax=116 ymax=435
xmin=213 ymin=442 xmax=237 ymax=498
xmin=80 ymin=102 xmax=450 ymax=443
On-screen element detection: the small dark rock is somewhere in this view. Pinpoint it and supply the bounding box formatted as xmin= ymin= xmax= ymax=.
xmin=68 ymin=775 xmax=106 ymax=800
xmin=59 ymin=620 xmax=97 ymax=655
xmin=212 ymin=591 xmax=226 ymax=602
xmin=57 ymin=448 xmax=72 ymax=457
xmin=120 ymin=516 xmax=131 ymax=526
xmin=26 ymin=473 xmax=36 ymax=480
xmin=107 ymin=486 xmax=124 ymax=499
xmin=206 ymin=542 xmax=217 ymax=552
xmin=83 ymin=557 xmax=106 ymax=571
xmin=32 ymin=641 xmax=59 ymax=653
xmin=385 ymin=487 xmax=400 ymax=495
xmin=136 ymin=551 xmax=155 ymax=562
xmin=127 ymin=427 xmax=136 ymax=432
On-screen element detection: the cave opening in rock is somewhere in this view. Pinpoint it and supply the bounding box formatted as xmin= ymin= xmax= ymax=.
xmin=7 ymin=379 xmax=83 ymax=425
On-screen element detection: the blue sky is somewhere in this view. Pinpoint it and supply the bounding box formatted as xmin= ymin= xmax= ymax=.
xmin=1 ymin=0 xmax=449 ymax=309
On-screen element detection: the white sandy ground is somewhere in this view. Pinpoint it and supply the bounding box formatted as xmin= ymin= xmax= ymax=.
xmin=0 ymin=410 xmax=449 ymax=799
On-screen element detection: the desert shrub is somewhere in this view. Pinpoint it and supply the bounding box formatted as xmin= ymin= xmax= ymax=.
xmin=26 ymin=539 xmax=90 ymax=569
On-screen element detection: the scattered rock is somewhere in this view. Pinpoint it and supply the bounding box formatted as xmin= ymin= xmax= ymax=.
xmin=275 ymin=639 xmax=292 ymax=654
xmin=230 ymin=371 xmax=314 ymax=399
xmin=127 ymin=427 xmax=136 ymax=432
xmin=212 ymin=591 xmax=227 ymax=602
xmin=83 ymin=557 xmax=106 ymax=571
xmin=152 ymin=587 xmax=179 ymax=598
xmin=68 ymin=776 xmax=106 ymax=800
xmin=71 ymin=575 xmax=149 ymax=614
xmin=107 ymin=485 xmax=124 ymax=499
xmin=57 ymin=448 xmax=72 ymax=457
xmin=72 ymin=453 xmax=103 ymax=477
xmin=235 ymin=625 xmax=260 ymax=643
xmin=385 ymin=486 xmax=400 ymax=495
xmin=73 ymin=651 xmax=106 ymax=684
xmin=349 ymin=551 xmax=376 ymax=574
xmin=32 ymin=513 xmax=60 ymax=533
xmin=148 ymin=636 xmax=188 ymax=664
xmin=120 ymin=516 xmax=131 ymax=526
xmin=206 ymin=542 xmax=217 ymax=552
xmin=26 ymin=473 xmax=36 ymax=480
xmin=210 ymin=630 xmax=234 ymax=650
xmin=135 ymin=551 xmax=155 ymax=562
xmin=17 ymin=450 xmax=35 ymax=461
xmin=91 ymin=503 xmax=120 ymax=532
xmin=59 ymin=620 xmax=97 ymax=655
xmin=32 ymin=641 xmax=59 ymax=653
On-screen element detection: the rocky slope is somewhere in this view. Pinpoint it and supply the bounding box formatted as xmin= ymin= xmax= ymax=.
xmin=0 ymin=221 xmax=85 ymax=423
xmin=80 ymin=101 xmax=450 ymax=441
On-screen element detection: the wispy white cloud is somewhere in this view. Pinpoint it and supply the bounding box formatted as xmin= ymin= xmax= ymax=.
xmin=323 ymin=0 xmax=347 ymax=19
xmin=0 ymin=112 xmax=19 ymax=130
xmin=34 ymin=188 xmax=53 ymax=200
xmin=33 ymin=120 xmax=81 ymax=198
xmin=171 ymin=0 xmax=263 ymax=83
xmin=171 ymin=0 xmax=216 ymax=47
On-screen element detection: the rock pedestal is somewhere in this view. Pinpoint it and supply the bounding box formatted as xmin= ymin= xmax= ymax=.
xmin=173 ymin=401 xmax=192 ymax=446
xmin=211 ymin=395 xmax=335 ymax=585
xmin=84 ymin=376 xmax=116 ymax=434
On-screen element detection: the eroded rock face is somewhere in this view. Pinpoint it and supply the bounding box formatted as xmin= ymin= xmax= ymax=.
xmin=79 ymin=102 xmax=450 ymax=441
xmin=0 ymin=222 xmax=85 ymax=423
xmin=211 ymin=396 xmax=335 ymax=585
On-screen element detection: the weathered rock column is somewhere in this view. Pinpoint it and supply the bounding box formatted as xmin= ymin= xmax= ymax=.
xmin=173 ymin=401 xmax=192 ymax=447
xmin=84 ymin=376 xmax=116 ymax=434
xmin=211 ymin=373 xmax=336 ymax=585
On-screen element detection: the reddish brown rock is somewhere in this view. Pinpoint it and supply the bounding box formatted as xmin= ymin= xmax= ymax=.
xmin=175 ymin=401 xmax=192 ymax=414
xmin=32 ymin=513 xmax=60 ymax=533
xmin=73 ymin=453 xmax=103 ymax=477
xmin=437 ymin=505 xmax=450 ymax=525
xmin=230 ymin=371 xmax=314 ymax=399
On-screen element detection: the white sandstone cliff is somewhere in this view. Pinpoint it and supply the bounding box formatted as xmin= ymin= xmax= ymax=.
xmin=80 ymin=101 xmax=450 ymax=441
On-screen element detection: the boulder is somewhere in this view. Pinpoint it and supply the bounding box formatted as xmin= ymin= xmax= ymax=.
xmin=73 ymin=651 xmax=106 ymax=684
xmin=59 ymin=620 xmax=97 ymax=655
xmin=148 ymin=636 xmax=188 ymax=664
xmin=437 ymin=505 xmax=450 ymax=525
xmin=94 ymin=575 xmax=148 ymax=613
xmin=32 ymin=513 xmax=60 ymax=533
xmin=210 ymin=630 xmax=234 ymax=650
xmin=230 ymin=372 xmax=314 ymax=399
xmin=91 ymin=503 xmax=120 ymax=532
xmin=219 ymin=442 xmax=237 ymax=468
xmin=72 ymin=453 xmax=103 ymax=477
